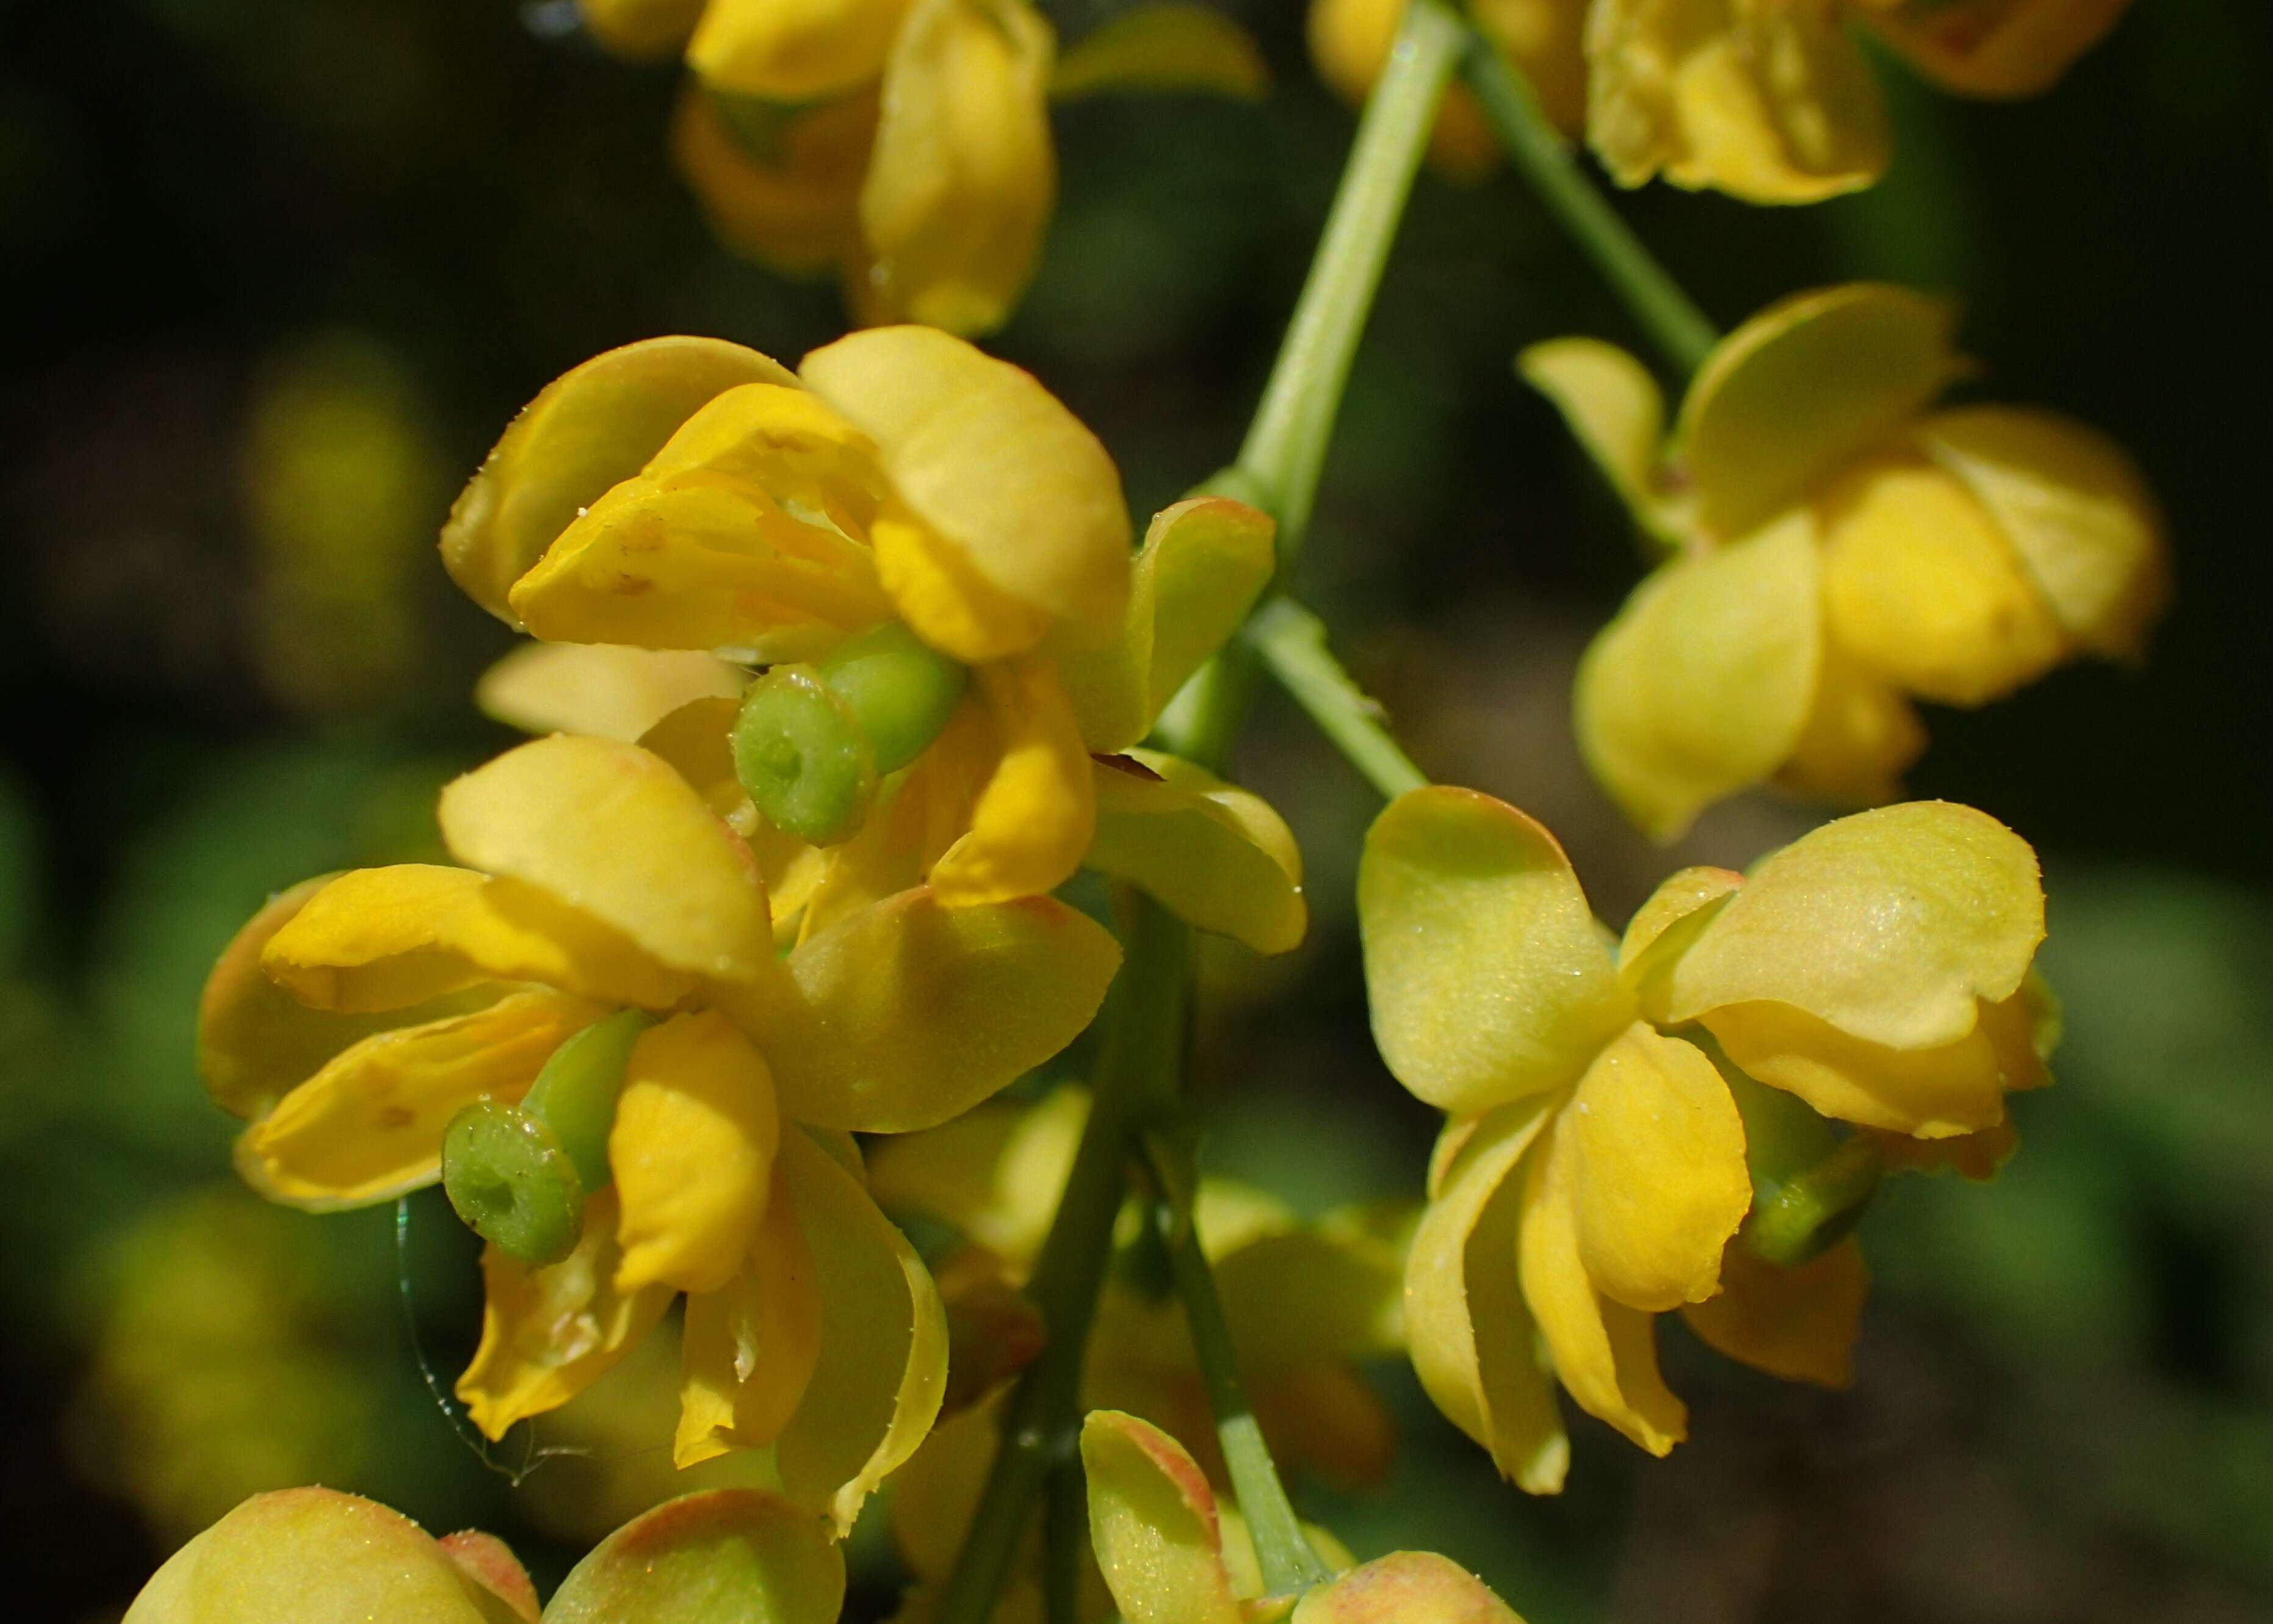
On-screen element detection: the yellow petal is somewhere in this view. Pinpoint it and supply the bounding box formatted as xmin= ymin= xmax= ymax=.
xmin=1616 ymin=865 xmax=1740 ymax=1011
xmin=1661 ymin=801 xmax=2045 ymax=1050
xmin=507 ymin=383 xmax=892 ymax=659
xmin=201 ymin=876 xmax=499 ymax=1121
xmin=1306 ymin=0 xmax=1510 ymax=178
xmin=930 ymin=657 xmax=1097 ymax=906
xmin=1585 ymin=0 xmax=1890 ymax=204
xmin=457 ymin=1188 xmax=676 ymax=1439
xmin=1404 ymin=1099 xmax=1569 ymax=1493
xmin=577 ymin=0 xmax=705 ymax=58
xmin=866 ymin=1085 xmax=1089 ymax=1262
xmin=1819 ymin=452 xmax=2066 ymax=706
xmin=236 ymin=992 xmax=606 ymax=1211
xmin=441 ymin=337 xmax=797 ymax=624
xmin=1215 ymin=1205 xmax=1408 ymax=1367
xmin=439 ymin=735 xmax=774 ymax=983
xmin=1086 ymin=751 xmax=1305 ymax=955
xmin=1914 ymin=405 xmax=2167 ymax=660
xmin=688 ymin=0 xmax=912 ymax=101
xmin=474 ymin=643 xmax=745 ymax=743
xmin=1517 ymin=1117 xmax=1686 ymax=1456
xmin=803 ymin=327 xmax=1130 ymax=653
xmin=1291 ymin=1551 xmax=1526 ymax=1624
xmin=1577 ymin=513 xmax=1822 ymax=840
xmin=1680 ymin=1236 xmax=1865 ymax=1387
xmin=124 ymin=1487 xmax=526 ymax=1624
xmin=439 ymin=1532 xmax=540 ymax=1621
xmin=1775 ymin=643 xmax=1927 ymax=810
xmin=1249 ymin=1362 xmax=1399 ymax=1492
xmin=676 ymin=1172 xmax=823 ymax=1464
xmin=1857 ymin=0 xmax=2136 ymax=98
xmin=543 ymin=1490 xmax=844 ymax=1624
xmin=1051 ymin=3 xmax=1268 ymax=99
xmin=1517 ymin=337 xmax=1675 ymax=538
xmin=1079 ymin=1410 xmax=1244 ymax=1624
xmin=1056 ymin=496 xmax=1276 ymax=752
xmin=887 ymin=1397 xmax=1005 ymax=1582
xmin=1703 ymin=998 xmax=2011 ymax=1136
xmin=610 ymin=1012 xmax=783 ymax=1296
xmin=769 ymin=1128 xmax=949 ymax=1535
xmin=1359 ymin=787 xmax=1634 ymax=1115
xmin=1679 ymin=284 xmax=1963 ymax=541
xmin=1566 ymin=1025 xmax=1749 ymax=1312
xmin=674 ymin=87 xmax=878 ymax=278
xmin=1473 ymin=0 xmax=1588 ymax=131
xmin=855 ymin=0 xmax=1056 ymax=336
xmin=726 ymin=886 xmax=1121 ymax=1131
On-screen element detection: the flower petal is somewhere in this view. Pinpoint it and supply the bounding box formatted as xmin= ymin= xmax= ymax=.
xmin=1566 ymin=1025 xmax=1749 ymax=1312
xmin=1086 ymin=752 xmax=1305 ymax=955
xmin=1914 ymin=405 xmax=2167 ymax=660
xmin=262 ymin=865 xmax=692 ymax=1012
xmin=1585 ymin=0 xmax=1890 ymax=204
xmin=441 ymin=337 xmax=797 ymax=625
xmin=728 ymin=887 xmax=1121 ymax=1131
xmin=1858 ymin=0 xmax=2136 ymax=98
xmin=866 ymin=1085 xmax=1089 ymax=1262
xmin=1056 ymin=496 xmax=1276 ymax=752
xmin=1616 ymin=865 xmax=1740 ymax=1009
xmin=769 ymin=1127 xmax=949 ymax=1535
xmin=1661 ymin=801 xmax=2045 ymax=1050
xmin=235 ymin=992 xmax=606 ymax=1210
xmin=1680 ymin=1236 xmax=1865 ymax=1387
xmin=457 ymin=1188 xmax=676 ymax=1439
xmin=930 ymin=657 xmax=1097 ymax=906
xmin=1051 ymin=3 xmax=1268 ymax=99
xmin=674 ymin=87 xmax=878 ymax=278
xmin=687 ymin=0 xmax=912 ymax=99
xmin=1291 ymin=1551 xmax=1525 ymax=1624
xmin=474 ymin=643 xmax=745 ymax=744
xmin=1679 ymin=284 xmax=1962 ymax=541
xmin=1517 ymin=1117 xmax=1686 ymax=1456
xmin=439 ymin=735 xmax=773 ymax=983
xmin=1574 ymin=511 xmax=1822 ymax=841
xmin=1216 ymin=1205 xmax=1408 ymax=1367
xmin=1702 ymin=998 xmax=2011 ymax=1137
xmin=1775 ymin=644 xmax=1926 ymax=810
xmin=579 ymin=0 xmax=706 ymax=57
xmin=544 ymin=1489 xmax=845 ymax=1624
xmin=1404 ymin=1100 xmax=1569 ymax=1493
xmin=855 ymin=0 xmax=1057 ymax=336
xmin=676 ymin=1170 xmax=823 ymax=1465
xmin=1360 ymin=787 xmax=1634 ymax=1116
xmin=1079 ymin=1410 xmax=1243 ymax=1624
xmin=1518 ymin=337 xmax=1674 ymax=536
xmin=611 ymin=1012 xmax=783 ymax=1296
xmin=801 ymin=327 xmax=1130 ymax=648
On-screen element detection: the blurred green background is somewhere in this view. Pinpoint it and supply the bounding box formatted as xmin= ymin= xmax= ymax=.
xmin=4 ymin=0 xmax=2271 ymax=1619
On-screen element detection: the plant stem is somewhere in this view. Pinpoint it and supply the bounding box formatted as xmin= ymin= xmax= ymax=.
xmin=1236 ymin=0 xmax=1467 ymax=570
xmin=931 ymin=893 xmax=1190 ymax=1624
xmin=1247 ymin=599 xmax=1428 ymax=801
xmin=1460 ymin=27 xmax=1719 ymax=377
xmin=1141 ymin=1131 xmax=1334 ymax=1595
xmin=1043 ymin=1456 xmax=1086 ymax=1624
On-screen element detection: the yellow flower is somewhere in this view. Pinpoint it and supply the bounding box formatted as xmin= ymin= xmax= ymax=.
xmin=1308 ymin=0 xmax=1585 ymax=180
xmin=199 ymin=733 xmax=1122 ymax=1530
xmin=1524 ymin=284 xmax=2167 ymax=840
xmin=125 ymin=1485 xmax=844 ymax=1623
xmin=447 ymin=330 xmax=1301 ymax=941
xmin=1586 ymin=0 xmax=2137 ymax=203
xmin=1081 ymin=1410 xmax=1525 ymax=1624
xmin=1359 ymin=786 xmax=2051 ymax=1487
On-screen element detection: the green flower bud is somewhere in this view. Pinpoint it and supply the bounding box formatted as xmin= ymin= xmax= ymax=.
xmin=1717 ymin=1044 xmax=1882 ymax=1268
xmin=521 ymin=1008 xmax=655 ymax=1193
xmin=441 ymin=1101 xmax=585 ymax=1266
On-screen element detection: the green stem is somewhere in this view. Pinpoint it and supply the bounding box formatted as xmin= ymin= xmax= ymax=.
xmin=1141 ymin=1131 xmax=1334 ymax=1595
xmin=1043 ymin=1456 xmax=1085 ymax=1624
xmin=1235 ymin=0 xmax=1467 ymax=570
xmin=1460 ymin=27 xmax=1719 ymax=377
xmin=1248 ymin=599 xmax=1427 ymax=800
xmin=931 ymin=893 xmax=1190 ymax=1624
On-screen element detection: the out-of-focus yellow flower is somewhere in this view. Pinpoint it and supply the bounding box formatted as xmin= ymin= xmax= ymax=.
xmin=449 ymin=332 xmax=1303 ymax=947
xmin=1524 ymin=284 xmax=2167 ymax=839
xmin=124 ymin=1485 xmax=844 ymax=1624
xmin=1586 ymin=0 xmax=2137 ymax=203
xmin=866 ymin=1088 xmax=1408 ymax=1616
xmin=589 ymin=0 xmax=1262 ymax=333
xmin=1309 ymin=0 xmax=1585 ymax=179
xmin=200 ymin=733 xmax=1120 ymax=1530
xmin=1082 ymin=1410 xmax=1525 ymax=1624
xmin=1360 ymin=787 xmax=2050 ymax=1488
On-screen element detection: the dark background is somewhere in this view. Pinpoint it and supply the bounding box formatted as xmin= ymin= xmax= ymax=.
xmin=3 ymin=1 xmax=2270 ymax=1619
